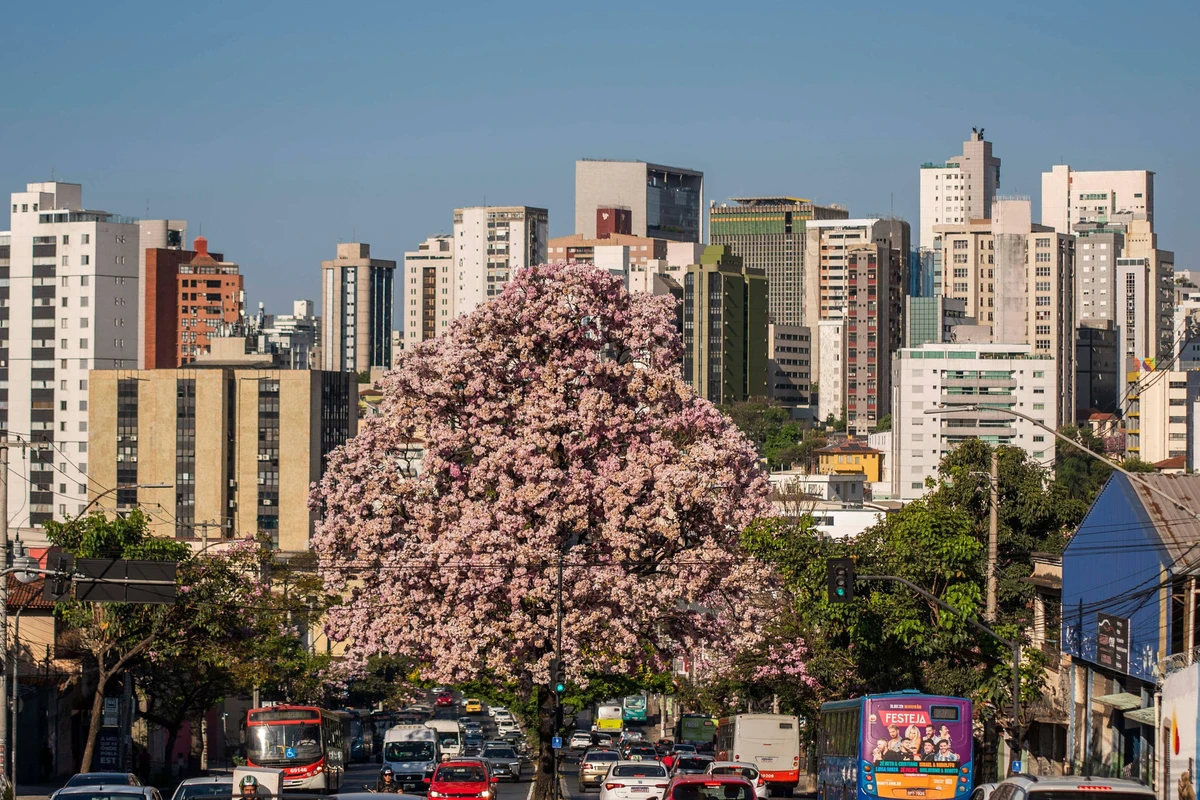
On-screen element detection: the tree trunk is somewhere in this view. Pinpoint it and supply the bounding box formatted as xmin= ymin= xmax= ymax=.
xmin=534 ymin=685 xmax=556 ymax=800
xmin=162 ymin=727 xmax=181 ymax=781
xmin=80 ymin=677 xmax=109 ymax=774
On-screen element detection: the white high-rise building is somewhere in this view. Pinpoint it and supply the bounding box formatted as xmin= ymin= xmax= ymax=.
xmin=919 ymin=129 xmax=1001 ymax=248
xmin=320 ymin=242 xmax=396 ymax=373
xmin=403 ymin=234 xmax=454 ymax=344
xmin=3 ymin=181 xmax=141 ymax=526
xmin=891 ymin=343 xmax=1057 ymax=501
xmin=1041 ymin=166 xmax=1154 ymax=236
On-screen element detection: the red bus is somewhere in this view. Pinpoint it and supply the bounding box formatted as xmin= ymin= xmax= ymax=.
xmin=246 ymin=705 xmax=351 ymax=792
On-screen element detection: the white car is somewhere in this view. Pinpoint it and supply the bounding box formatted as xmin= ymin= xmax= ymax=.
xmin=571 ymin=732 xmax=594 ymax=750
xmin=598 ymin=760 xmax=670 ymax=800
xmin=488 ymin=706 xmax=509 ymax=718
xmin=706 ymin=762 xmax=768 ymax=800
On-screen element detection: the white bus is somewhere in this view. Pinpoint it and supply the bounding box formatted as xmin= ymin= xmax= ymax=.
xmin=716 ymin=714 xmax=801 ymax=796
xmin=594 ymin=703 xmax=624 ymax=734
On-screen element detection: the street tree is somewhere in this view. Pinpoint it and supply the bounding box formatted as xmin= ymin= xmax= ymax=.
xmin=312 ymin=262 xmax=770 ymax=800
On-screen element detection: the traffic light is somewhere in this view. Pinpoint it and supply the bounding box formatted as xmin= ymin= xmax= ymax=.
xmin=827 ymin=557 xmax=855 ymax=603
xmin=43 ymin=552 xmax=74 ymax=603
xmin=549 ymin=658 xmax=565 ymax=694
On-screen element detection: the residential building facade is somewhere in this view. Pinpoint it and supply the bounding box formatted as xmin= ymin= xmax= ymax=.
xmin=682 ymin=246 xmax=768 ymax=404
xmin=919 ymin=129 xmax=1001 ymax=247
xmin=88 ymin=367 xmax=357 ymax=551
xmin=137 ymin=218 xmax=186 ymax=367
xmin=452 ymin=205 xmax=548 ymax=316
xmin=708 ymin=196 xmax=848 ymax=325
xmin=767 ymin=324 xmax=812 ymax=410
xmin=403 ymin=234 xmax=453 ymax=345
xmin=891 ymin=343 xmax=1057 ymax=501
xmin=260 ymin=300 xmax=320 ymax=370
xmin=320 ymin=242 xmax=396 ymax=372
xmin=148 ymin=236 xmax=244 ymax=366
xmin=1041 ymin=165 xmax=1154 ymax=236
xmin=1075 ymin=320 xmax=1119 ymax=415
xmin=3 ymin=181 xmax=142 ymax=526
xmin=575 ymin=160 xmax=704 ymax=243
xmin=1125 ymin=370 xmax=1200 ymax=465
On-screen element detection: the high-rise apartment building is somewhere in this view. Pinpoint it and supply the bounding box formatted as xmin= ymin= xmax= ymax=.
xmin=453 ymin=205 xmax=548 ymax=309
xmin=708 ymin=197 xmax=849 ymax=325
xmin=548 ymin=232 xmax=668 ymax=267
xmin=403 ymin=234 xmax=453 ymax=345
xmin=1076 ymin=320 xmax=1119 ymax=414
xmin=320 ymin=242 xmax=395 ymax=372
xmin=1041 ymin=166 xmax=1154 ymax=236
xmin=919 ymin=129 xmax=1001 ymax=248
xmin=891 ymin=343 xmax=1057 ymax=501
xmin=575 ymin=160 xmax=704 ymax=243
xmin=137 ymin=218 xmax=186 ymax=366
xmin=3 ymin=181 xmax=141 ymax=526
xmin=1117 ymin=219 xmax=1175 ymax=367
xmin=1124 ymin=370 xmax=1200 ymax=465
xmin=145 ymin=236 xmax=244 ymax=366
xmin=682 ymin=246 xmax=768 ymax=404
xmin=260 ymin=300 xmax=320 ymax=370
xmin=89 ymin=366 xmax=356 ymax=551
xmin=904 ymin=296 xmax=982 ymax=348
xmin=935 ymin=198 xmax=1076 ymax=424
xmin=768 ymin=324 xmax=812 ymax=409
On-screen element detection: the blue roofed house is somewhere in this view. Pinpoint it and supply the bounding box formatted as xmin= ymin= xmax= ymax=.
xmin=1062 ymin=472 xmax=1200 ymax=788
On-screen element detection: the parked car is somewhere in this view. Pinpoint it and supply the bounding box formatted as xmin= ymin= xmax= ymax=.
xmin=169 ymin=777 xmax=234 ymax=800
xmin=705 ymin=762 xmax=768 ymax=800
xmin=599 ymin=760 xmax=671 ymax=800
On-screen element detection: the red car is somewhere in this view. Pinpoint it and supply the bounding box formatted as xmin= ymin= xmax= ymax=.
xmin=435 ymin=691 xmax=454 ymax=707
xmin=663 ymin=774 xmax=756 ymax=800
xmin=428 ymin=759 xmax=497 ymax=800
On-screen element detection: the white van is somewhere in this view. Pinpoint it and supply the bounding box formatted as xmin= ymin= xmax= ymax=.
xmin=425 ymin=719 xmax=463 ymax=759
xmin=383 ymin=725 xmax=439 ymax=792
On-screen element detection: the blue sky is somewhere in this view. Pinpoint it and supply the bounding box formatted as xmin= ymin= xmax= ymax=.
xmin=2 ymin=0 xmax=1196 ymax=316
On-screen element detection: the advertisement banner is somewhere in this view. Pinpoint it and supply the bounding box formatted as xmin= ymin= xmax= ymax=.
xmin=1096 ymin=613 xmax=1130 ymax=673
xmin=863 ymin=698 xmax=971 ymax=799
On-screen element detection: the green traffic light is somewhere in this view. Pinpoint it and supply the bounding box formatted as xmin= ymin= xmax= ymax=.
xmin=556 ymin=683 xmax=565 ymax=693
xmin=836 ymin=587 xmax=846 ymax=596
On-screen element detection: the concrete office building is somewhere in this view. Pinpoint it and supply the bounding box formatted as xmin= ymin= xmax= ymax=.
xmin=768 ymin=324 xmax=813 ymax=410
xmin=891 ymin=343 xmax=1057 ymax=501
xmin=453 ymin=205 xmax=548 ymax=314
xmin=1041 ymin=166 xmax=1154 ymax=236
xmin=708 ymin=197 xmax=849 ymax=325
xmin=137 ymin=218 xmax=186 ymax=366
xmin=145 ymin=236 xmax=244 ymax=366
xmin=320 ymin=242 xmax=396 ymax=372
xmin=682 ymin=246 xmax=768 ymax=404
xmin=89 ymin=367 xmax=356 ymax=551
xmin=936 ymin=198 xmax=1076 ymax=425
xmin=575 ymin=160 xmax=703 ymax=243
xmin=919 ymin=129 xmax=1001 ymax=248
xmin=1117 ymin=218 xmax=1175 ymax=370
xmin=905 ymin=296 xmax=984 ymax=348
xmin=2 ymin=181 xmax=141 ymax=526
xmin=1076 ymin=320 xmax=1119 ymax=415
xmin=403 ymin=234 xmax=453 ymax=345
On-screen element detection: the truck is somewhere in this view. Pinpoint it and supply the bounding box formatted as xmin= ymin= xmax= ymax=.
xmin=383 ymin=725 xmax=439 ymax=792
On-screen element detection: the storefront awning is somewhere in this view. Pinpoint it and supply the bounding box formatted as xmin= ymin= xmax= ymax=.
xmin=1094 ymin=692 xmax=1142 ymax=711
xmin=1124 ymin=708 xmax=1157 ymax=726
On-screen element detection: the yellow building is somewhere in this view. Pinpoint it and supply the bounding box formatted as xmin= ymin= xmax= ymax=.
xmin=816 ymin=439 xmax=882 ymax=483
xmin=89 ymin=366 xmax=357 ymax=552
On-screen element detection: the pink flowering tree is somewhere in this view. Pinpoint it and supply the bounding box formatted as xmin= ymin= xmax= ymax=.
xmin=312 ymin=263 xmax=771 ymax=798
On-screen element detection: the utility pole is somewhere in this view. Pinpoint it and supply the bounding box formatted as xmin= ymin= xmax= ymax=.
xmin=0 ymin=438 xmax=8 ymax=785
xmin=987 ymin=448 xmax=999 ymax=623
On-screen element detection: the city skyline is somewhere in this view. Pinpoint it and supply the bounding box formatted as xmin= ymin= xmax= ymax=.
xmin=1 ymin=0 xmax=1194 ymax=316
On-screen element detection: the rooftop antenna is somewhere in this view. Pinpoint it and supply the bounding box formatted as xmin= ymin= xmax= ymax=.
xmin=50 ymin=166 xmax=55 ymax=180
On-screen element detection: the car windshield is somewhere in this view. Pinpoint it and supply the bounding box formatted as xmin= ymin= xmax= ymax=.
xmin=483 ymin=748 xmax=516 ymax=759
xmin=671 ymin=783 xmax=753 ymax=800
xmin=673 ymin=746 xmax=696 ymax=753
xmin=613 ymin=765 xmax=667 ymax=778
xmin=711 ymin=768 xmax=757 ymax=780
xmin=677 ymin=758 xmax=713 ymax=770
xmin=248 ymin=723 xmax=322 ymax=763
xmin=175 ymin=784 xmax=233 ymax=800
xmin=385 ymin=741 xmax=435 ymax=761
xmin=67 ymin=777 xmax=135 ymax=787
xmin=436 ymin=766 xmax=486 ymax=783
xmin=438 ymin=733 xmax=461 ymax=747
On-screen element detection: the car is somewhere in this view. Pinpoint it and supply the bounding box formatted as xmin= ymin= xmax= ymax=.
xmin=599 ymin=760 xmax=671 ymax=800
xmin=623 ymin=743 xmax=659 ymax=763
xmin=497 ymin=719 xmax=520 ymax=735
xmin=59 ymin=775 xmax=142 ymax=793
xmin=463 ymin=698 xmax=483 ymax=714
xmin=428 ymin=759 xmax=498 ymax=800
xmin=579 ymin=749 xmax=622 ymax=792
xmin=968 ymin=784 xmax=998 ymax=800
xmin=463 ymin=721 xmax=483 ymax=734
xmin=572 ymin=731 xmax=595 ymax=750
xmin=169 ymin=777 xmax=234 ymax=800
xmin=594 ymin=733 xmax=614 ymax=747
xmin=481 ymin=741 xmax=524 ymax=782
xmin=704 ymin=762 xmax=768 ymax=800
xmin=662 ymin=774 xmax=756 ymax=800
xmin=488 ymin=705 xmax=508 ymax=717
xmin=52 ymin=787 xmax=161 ymax=800
xmin=671 ymin=744 xmax=697 ymax=756
xmin=670 ymin=755 xmax=715 ymax=778
xmin=989 ymin=776 xmax=1154 ymax=800
xmin=435 ymin=691 xmax=455 ymax=707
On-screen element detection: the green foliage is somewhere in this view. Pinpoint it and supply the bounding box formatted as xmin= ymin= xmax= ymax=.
xmin=826 ymin=411 xmax=847 ymax=433
xmin=357 ymin=370 xmax=371 ymax=384
xmin=720 ymin=397 xmax=823 ymax=470
xmin=1120 ymin=457 xmax=1157 ymax=473
xmin=874 ymin=414 xmax=892 ymax=433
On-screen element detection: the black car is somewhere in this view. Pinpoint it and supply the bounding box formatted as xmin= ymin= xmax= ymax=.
xmin=672 ymin=755 xmax=715 ymax=777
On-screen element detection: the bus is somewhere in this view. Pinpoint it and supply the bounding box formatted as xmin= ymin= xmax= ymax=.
xmin=676 ymin=713 xmax=717 ymax=746
xmin=342 ymin=709 xmax=376 ymax=762
xmin=622 ymin=695 xmax=648 ymax=723
xmin=245 ymin=705 xmax=350 ymax=792
xmin=595 ymin=703 xmax=625 ymax=734
xmin=817 ymin=692 xmax=973 ymax=800
xmin=716 ymin=714 xmax=802 ymax=796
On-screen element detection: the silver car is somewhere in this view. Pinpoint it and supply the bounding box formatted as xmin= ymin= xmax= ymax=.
xmin=481 ymin=742 xmax=523 ymax=782
xmin=170 ymin=778 xmax=234 ymax=800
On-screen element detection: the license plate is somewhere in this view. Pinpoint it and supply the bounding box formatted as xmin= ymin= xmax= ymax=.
xmin=633 ymin=788 xmax=650 ymax=793
xmin=907 ymin=791 xmax=927 ymax=797
xmin=758 ymin=757 xmax=775 ymax=763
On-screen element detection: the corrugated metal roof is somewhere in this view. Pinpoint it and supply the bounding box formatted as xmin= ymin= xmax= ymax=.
xmin=1124 ymin=473 xmax=1200 ymax=572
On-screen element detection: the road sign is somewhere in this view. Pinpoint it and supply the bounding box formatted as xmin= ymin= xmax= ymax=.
xmin=552 ymin=736 xmax=563 ymax=750
xmin=75 ymin=559 xmax=177 ymax=604
xmin=1011 ymin=760 xmax=1022 ymax=774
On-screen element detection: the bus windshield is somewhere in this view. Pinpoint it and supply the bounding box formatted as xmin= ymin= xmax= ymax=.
xmin=248 ymin=722 xmax=323 ymax=764
xmin=863 ymin=698 xmax=971 ymax=798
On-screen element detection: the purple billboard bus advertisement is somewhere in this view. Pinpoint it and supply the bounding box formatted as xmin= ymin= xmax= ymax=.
xmin=863 ymin=696 xmax=973 ymax=799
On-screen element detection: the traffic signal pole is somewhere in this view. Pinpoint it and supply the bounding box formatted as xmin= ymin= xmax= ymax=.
xmin=552 ymin=554 xmax=564 ymax=800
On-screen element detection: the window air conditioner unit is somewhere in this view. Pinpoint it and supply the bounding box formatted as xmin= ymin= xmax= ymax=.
xmin=130 ymin=456 xmax=137 ymax=462
xmin=116 ymin=455 xmax=125 ymax=462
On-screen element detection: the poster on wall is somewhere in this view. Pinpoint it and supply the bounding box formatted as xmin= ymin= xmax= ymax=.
xmin=1097 ymin=613 xmax=1130 ymax=673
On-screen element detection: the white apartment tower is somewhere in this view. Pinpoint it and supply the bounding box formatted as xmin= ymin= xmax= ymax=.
xmin=919 ymin=129 xmax=1001 ymax=248
xmin=1041 ymin=166 xmax=1154 ymax=236
xmin=453 ymin=205 xmax=548 ymax=311
xmin=3 ymin=181 xmax=141 ymax=526
xmin=320 ymin=242 xmax=396 ymax=373
xmin=403 ymin=234 xmax=454 ymax=345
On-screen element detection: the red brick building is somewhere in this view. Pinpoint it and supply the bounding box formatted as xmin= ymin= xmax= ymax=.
xmin=144 ymin=236 xmax=243 ymax=367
